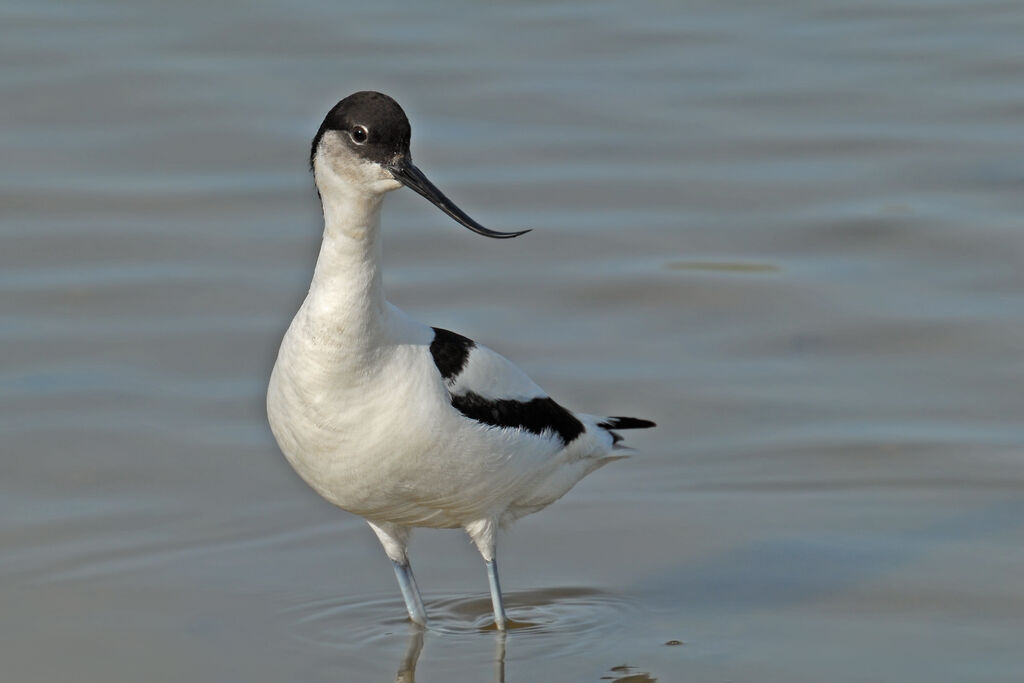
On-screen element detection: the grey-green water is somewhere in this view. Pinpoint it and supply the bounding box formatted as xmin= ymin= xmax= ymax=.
xmin=3 ymin=1 xmax=1023 ymax=681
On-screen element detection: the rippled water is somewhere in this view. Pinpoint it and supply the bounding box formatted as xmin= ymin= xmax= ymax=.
xmin=3 ymin=1 xmax=1024 ymax=681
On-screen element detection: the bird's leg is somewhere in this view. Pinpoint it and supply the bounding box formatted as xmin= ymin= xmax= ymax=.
xmin=392 ymin=559 xmax=427 ymax=627
xmin=485 ymin=558 xmax=508 ymax=631
xmin=367 ymin=520 xmax=427 ymax=627
xmin=466 ymin=518 xmax=507 ymax=630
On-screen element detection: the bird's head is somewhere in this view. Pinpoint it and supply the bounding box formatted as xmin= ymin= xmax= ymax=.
xmin=310 ymin=91 xmax=529 ymax=239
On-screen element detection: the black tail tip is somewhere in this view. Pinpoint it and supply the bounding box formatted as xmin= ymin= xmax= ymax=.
xmin=598 ymin=416 xmax=656 ymax=430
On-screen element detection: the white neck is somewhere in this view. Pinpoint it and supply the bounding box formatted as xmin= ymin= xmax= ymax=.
xmin=304 ymin=164 xmax=387 ymax=346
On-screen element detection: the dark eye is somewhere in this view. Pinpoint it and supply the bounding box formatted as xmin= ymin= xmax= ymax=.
xmin=351 ymin=126 xmax=368 ymax=144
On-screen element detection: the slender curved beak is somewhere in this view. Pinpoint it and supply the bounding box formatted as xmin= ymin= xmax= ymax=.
xmin=388 ymin=159 xmax=531 ymax=239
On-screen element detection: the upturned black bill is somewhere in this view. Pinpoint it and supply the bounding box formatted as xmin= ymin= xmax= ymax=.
xmin=389 ymin=161 xmax=531 ymax=239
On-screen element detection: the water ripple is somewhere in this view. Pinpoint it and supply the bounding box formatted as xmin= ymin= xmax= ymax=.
xmin=286 ymin=586 xmax=638 ymax=655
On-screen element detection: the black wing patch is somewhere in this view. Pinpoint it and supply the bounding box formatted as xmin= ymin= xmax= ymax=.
xmin=451 ymin=391 xmax=585 ymax=445
xmin=429 ymin=327 xmax=475 ymax=383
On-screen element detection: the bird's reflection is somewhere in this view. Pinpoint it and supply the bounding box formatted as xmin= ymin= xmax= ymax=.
xmin=394 ymin=626 xmax=506 ymax=683
xmin=493 ymin=630 xmax=506 ymax=683
xmin=391 ymin=626 xmax=659 ymax=682
xmin=394 ymin=627 xmax=423 ymax=683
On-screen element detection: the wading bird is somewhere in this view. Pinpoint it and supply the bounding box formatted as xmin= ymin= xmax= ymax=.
xmin=267 ymin=91 xmax=654 ymax=630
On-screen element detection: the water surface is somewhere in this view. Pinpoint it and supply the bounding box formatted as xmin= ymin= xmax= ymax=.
xmin=3 ymin=1 xmax=1024 ymax=681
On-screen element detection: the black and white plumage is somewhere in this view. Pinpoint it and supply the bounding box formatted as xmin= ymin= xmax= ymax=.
xmin=267 ymin=91 xmax=655 ymax=630
xmin=430 ymin=327 xmax=593 ymax=446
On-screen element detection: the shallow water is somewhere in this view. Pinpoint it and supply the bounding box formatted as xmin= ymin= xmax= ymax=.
xmin=3 ymin=0 xmax=1024 ymax=681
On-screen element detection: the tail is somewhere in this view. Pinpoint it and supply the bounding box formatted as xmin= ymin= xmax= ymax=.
xmin=598 ymin=416 xmax=656 ymax=445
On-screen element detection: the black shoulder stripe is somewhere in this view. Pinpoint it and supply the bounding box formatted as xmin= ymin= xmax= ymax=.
xmin=598 ymin=416 xmax=656 ymax=430
xmin=430 ymin=327 xmax=475 ymax=382
xmin=451 ymin=391 xmax=585 ymax=445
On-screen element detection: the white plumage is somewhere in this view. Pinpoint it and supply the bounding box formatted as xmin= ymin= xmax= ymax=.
xmin=267 ymin=91 xmax=654 ymax=629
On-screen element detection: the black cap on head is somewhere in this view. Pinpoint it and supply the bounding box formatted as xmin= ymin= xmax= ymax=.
xmin=310 ymin=91 xmax=411 ymax=170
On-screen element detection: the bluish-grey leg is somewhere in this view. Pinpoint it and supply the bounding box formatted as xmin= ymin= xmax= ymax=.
xmin=392 ymin=560 xmax=427 ymax=627
xmin=485 ymin=559 xmax=507 ymax=630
